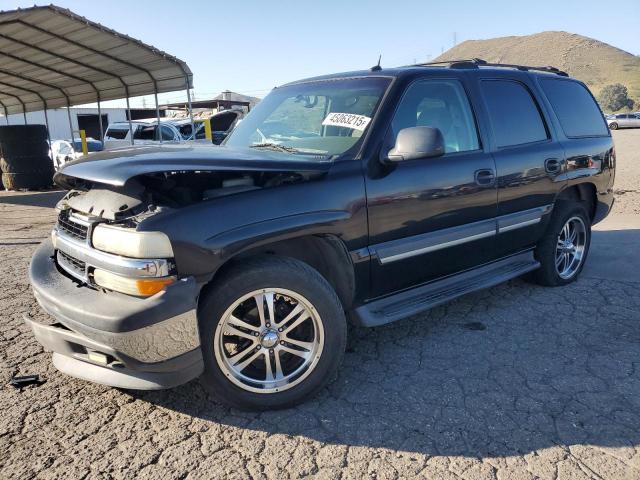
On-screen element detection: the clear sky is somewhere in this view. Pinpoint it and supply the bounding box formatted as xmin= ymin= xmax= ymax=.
xmin=5 ymin=0 xmax=640 ymax=108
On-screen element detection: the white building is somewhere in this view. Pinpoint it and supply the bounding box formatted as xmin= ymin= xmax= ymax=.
xmin=2 ymin=107 xmax=165 ymax=141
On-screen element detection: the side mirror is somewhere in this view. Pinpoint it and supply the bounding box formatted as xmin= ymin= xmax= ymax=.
xmin=385 ymin=126 xmax=445 ymax=163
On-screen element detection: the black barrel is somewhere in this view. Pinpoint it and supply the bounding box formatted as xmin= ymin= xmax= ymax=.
xmin=0 ymin=125 xmax=55 ymax=190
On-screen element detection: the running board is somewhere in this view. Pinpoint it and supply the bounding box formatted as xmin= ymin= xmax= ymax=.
xmin=353 ymin=251 xmax=539 ymax=327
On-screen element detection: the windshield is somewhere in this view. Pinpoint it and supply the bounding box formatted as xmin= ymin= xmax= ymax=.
xmin=225 ymin=77 xmax=390 ymax=158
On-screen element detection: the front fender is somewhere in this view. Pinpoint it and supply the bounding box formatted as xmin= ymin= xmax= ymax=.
xmin=205 ymin=210 xmax=351 ymax=260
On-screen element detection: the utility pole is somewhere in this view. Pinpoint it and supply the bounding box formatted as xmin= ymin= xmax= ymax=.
xmin=453 ymin=32 xmax=457 ymax=47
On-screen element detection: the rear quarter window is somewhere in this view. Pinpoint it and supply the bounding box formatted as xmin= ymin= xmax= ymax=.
xmin=539 ymin=79 xmax=608 ymax=137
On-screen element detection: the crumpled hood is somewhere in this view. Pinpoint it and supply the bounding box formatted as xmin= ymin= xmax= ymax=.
xmin=54 ymin=144 xmax=332 ymax=189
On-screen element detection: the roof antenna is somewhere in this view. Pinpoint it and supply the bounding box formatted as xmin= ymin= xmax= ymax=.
xmin=371 ymin=54 xmax=382 ymax=71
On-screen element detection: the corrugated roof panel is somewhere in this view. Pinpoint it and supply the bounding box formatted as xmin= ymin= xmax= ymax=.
xmin=0 ymin=5 xmax=192 ymax=114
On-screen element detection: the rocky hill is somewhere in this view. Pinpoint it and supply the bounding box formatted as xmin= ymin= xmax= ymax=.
xmin=435 ymin=31 xmax=640 ymax=106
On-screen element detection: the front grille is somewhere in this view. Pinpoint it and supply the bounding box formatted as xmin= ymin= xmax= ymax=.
xmin=57 ymin=250 xmax=86 ymax=277
xmin=57 ymin=210 xmax=89 ymax=241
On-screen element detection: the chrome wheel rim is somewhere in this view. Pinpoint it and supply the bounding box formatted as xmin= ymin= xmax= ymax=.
xmin=214 ymin=288 xmax=324 ymax=394
xmin=555 ymin=216 xmax=587 ymax=279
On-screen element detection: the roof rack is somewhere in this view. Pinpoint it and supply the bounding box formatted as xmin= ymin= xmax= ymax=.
xmin=413 ymin=58 xmax=568 ymax=77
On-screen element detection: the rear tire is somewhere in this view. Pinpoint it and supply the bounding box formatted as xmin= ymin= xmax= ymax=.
xmin=531 ymin=202 xmax=591 ymax=286
xmin=198 ymin=256 xmax=347 ymax=410
xmin=609 ymin=122 xmax=618 ymax=130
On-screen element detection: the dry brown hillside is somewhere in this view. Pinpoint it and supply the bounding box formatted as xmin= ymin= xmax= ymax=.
xmin=435 ymin=31 xmax=640 ymax=105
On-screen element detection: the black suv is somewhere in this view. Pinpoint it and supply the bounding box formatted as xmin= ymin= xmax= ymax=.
xmin=27 ymin=60 xmax=615 ymax=409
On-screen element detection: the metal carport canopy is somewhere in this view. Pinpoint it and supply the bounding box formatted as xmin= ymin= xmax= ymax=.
xmin=0 ymin=4 xmax=193 ymax=116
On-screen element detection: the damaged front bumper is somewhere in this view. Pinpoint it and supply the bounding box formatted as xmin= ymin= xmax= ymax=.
xmin=26 ymin=240 xmax=204 ymax=390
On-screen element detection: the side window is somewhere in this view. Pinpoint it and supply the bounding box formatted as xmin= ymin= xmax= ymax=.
xmin=481 ymin=80 xmax=548 ymax=147
xmin=539 ymin=79 xmax=608 ymax=137
xmin=390 ymin=79 xmax=479 ymax=153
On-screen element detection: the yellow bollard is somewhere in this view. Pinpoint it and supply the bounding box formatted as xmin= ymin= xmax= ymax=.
xmin=79 ymin=129 xmax=88 ymax=156
xmin=204 ymin=118 xmax=212 ymax=141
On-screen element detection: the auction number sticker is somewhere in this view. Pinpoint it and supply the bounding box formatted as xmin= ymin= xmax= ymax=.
xmin=322 ymin=113 xmax=371 ymax=131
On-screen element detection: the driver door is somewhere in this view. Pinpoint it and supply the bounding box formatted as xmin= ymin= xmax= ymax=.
xmin=366 ymin=77 xmax=499 ymax=297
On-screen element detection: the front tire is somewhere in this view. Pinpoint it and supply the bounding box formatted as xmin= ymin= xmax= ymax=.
xmin=198 ymin=256 xmax=347 ymax=410
xmin=532 ymin=202 xmax=591 ymax=286
xmin=609 ymin=122 xmax=618 ymax=130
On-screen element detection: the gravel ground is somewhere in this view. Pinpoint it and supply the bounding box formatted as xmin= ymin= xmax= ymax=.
xmin=1 ymin=130 xmax=639 ymax=479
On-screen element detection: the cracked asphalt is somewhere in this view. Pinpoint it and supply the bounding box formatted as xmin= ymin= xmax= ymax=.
xmin=1 ymin=130 xmax=639 ymax=479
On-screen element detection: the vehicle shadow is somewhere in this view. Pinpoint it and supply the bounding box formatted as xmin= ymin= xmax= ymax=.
xmin=132 ymin=233 xmax=640 ymax=458
xmin=0 ymin=190 xmax=65 ymax=208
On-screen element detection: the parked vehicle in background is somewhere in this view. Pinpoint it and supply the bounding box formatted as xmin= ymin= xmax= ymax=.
xmin=50 ymin=140 xmax=81 ymax=169
xmin=51 ymin=138 xmax=104 ymax=169
xmin=71 ymin=137 xmax=103 ymax=154
xmin=27 ymin=60 xmax=615 ymax=409
xmin=103 ymin=120 xmax=182 ymax=149
xmin=607 ymin=113 xmax=640 ymax=130
xmin=104 ymin=112 xmax=243 ymax=150
xmin=176 ymin=110 xmax=243 ymax=144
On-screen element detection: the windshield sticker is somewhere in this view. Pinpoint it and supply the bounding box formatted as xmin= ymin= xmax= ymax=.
xmin=322 ymin=113 xmax=371 ymax=131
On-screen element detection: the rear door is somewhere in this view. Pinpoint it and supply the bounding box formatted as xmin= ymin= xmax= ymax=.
xmin=477 ymin=76 xmax=566 ymax=256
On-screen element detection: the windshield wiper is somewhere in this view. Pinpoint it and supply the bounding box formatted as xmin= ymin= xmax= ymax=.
xmin=249 ymin=143 xmax=302 ymax=154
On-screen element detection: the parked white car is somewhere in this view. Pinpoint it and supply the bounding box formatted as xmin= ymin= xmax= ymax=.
xmin=607 ymin=113 xmax=640 ymax=130
xmin=50 ymin=140 xmax=81 ymax=169
xmin=103 ymin=120 xmax=183 ymax=150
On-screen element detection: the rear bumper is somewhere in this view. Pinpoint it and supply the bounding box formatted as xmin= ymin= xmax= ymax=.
xmin=27 ymin=240 xmax=204 ymax=389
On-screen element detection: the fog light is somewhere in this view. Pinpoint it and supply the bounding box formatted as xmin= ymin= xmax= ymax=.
xmin=93 ymin=269 xmax=175 ymax=297
xmin=87 ymin=351 xmax=108 ymax=365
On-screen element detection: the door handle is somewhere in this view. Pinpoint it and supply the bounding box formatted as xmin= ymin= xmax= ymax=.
xmin=474 ymin=169 xmax=495 ymax=186
xmin=544 ymin=158 xmax=561 ymax=174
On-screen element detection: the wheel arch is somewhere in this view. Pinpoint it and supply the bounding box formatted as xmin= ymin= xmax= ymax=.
xmin=555 ymin=182 xmax=597 ymax=221
xmin=202 ymin=234 xmax=356 ymax=311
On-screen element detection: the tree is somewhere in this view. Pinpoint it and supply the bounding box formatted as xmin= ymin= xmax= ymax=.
xmin=598 ymin=84 xmax=635 ymax=112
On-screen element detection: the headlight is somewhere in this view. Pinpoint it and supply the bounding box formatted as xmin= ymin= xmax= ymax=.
xmin=93 ymin=269 xmax=176 ymax=297
xmin=92 ymin=224 xmax=173 ymax=258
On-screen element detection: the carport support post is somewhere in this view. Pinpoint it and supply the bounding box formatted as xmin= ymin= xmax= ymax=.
xmin=1 ymin=104 xmax=8 ymax=125
xmin=43 ymin=104 xmax=53 ymax=158
xmin=97 ymin=96 xmax=104 ymax=142
xmin=66 ymin=105 xmax=74 ymax=142
xmin=22 ymin=109 xmax=27 ymax=124
xmin=125 ymin=92 xmax=134 ymax=146
xmin=186 ymin=84 xmax=194 ymax=141
xmin=154 ymin=90 xmax=162 ymax=144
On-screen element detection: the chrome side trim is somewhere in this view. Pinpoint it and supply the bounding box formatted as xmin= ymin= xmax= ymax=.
xmin=497 ymin=204 xmax=552 ymax=233
xmin=379 ymin=230 xmax=495 ymax=264
xmin=374 ymin=217 xmax=497 ymax=265
xmin=54 ymin=228 xmax=170 ymax=278
xmin=498 ymin=218 xmax=541 ymax=233
xmin=373 ymin=204 xmax=553 ymax=265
